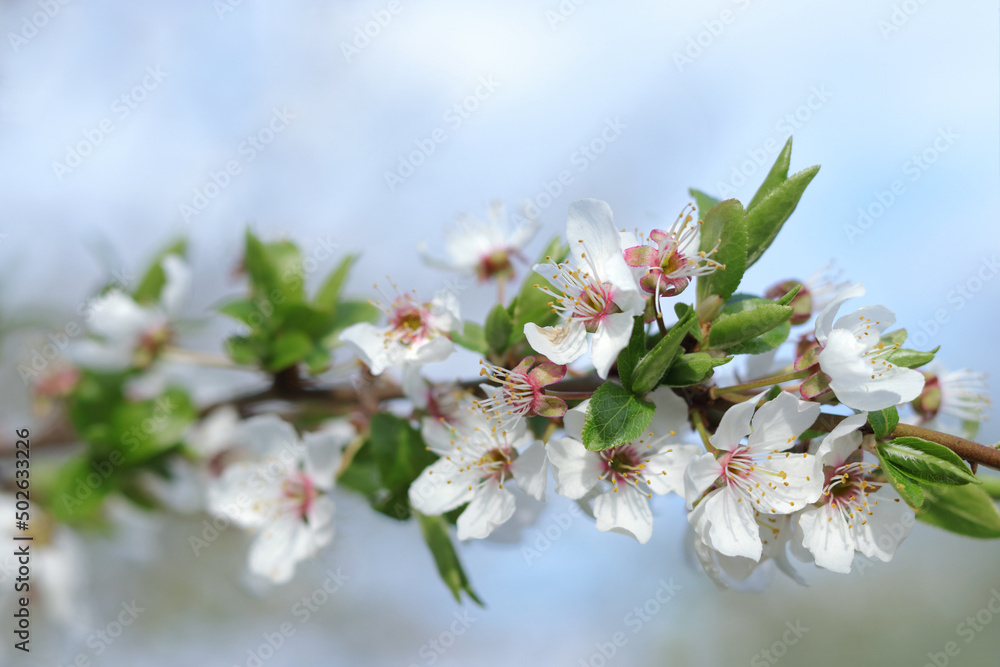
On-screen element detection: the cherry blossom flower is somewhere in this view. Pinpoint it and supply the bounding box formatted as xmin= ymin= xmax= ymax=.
xmin=474 ymin=356 xmax=568 ymax=430
xmin=339 ymin=287 xmax=460 ymax=375
xmin=547 ymin=387 xmax=701 ymax=544
xmin=71 ymin=255 xmax=190 ymax=371
xmin=910 ymin=365 xmax=991 ymax=436
xmin=812 ymin=283 xmax=925 ymax=411
xmin=622 ymin=203 xmax=723 ymax=300
xmin=795 ymin=412 xmax=913 ymax=573
xmin=690 ymin=513 xmax=805 ymax=590
xmin=684 ymin=392 xmax=823 ymax=561
xmin=524 ymin=199 xmax=645 ymax=378
xmin=418 ymin=201 xmax=540 ymax=281
xmin=408 ymin=409 xmax=546 ymax=540
xmin=207 ymin=415 xmax=351 ymax=584
xmin=766 ymin=261 xmax=851 ymax=325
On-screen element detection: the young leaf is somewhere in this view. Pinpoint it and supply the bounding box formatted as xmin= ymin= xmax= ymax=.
xmin=888 ymin=346 xmax=938 ymax=369
xmin=868 ymin=406 xmax=899 ymax=440
xmin=696 ymin=199 xmax=748 ymax=304
xmin=745 ymin=165 xmax=820 ymax=268
xmin=616 ymin=317 xmax=646 ymax=392
xmin=877 ymin=437 xmax=979 ymax=486
xmin=630 ymin=308 xmax=697 ymax=394
xmin=660 ymin=353 xmax=732 ymax=387
xmin=581 ymin=383 xmax=656 ymax=451
xmin=747 ymin=137 xmax=792 ymax=211
xmin=451 ymin=321 xmax=489 ymax=355
xmin=879 ymin=329 xmax=908 ymax=347
xmin=416 ymin=513 xmax=484 ymax=605
xmin=369 ymin=413 xmax=437 ymax=492
xmin=917 ymin=484 xmax=1000 ymax=538
xmin=876 ymin=456 xmax=925 ymax=508
xmin=708 ymin=297 xmax=793 ymax=350
xmin=313 ymin=254 xmax=358 ymax=310
xmin=688 ymin=188 xmax=720 ymax=218
xmin=485 ymin=303 xmax=513 ymax=355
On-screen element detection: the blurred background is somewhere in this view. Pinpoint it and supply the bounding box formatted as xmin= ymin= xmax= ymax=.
xmin=1 ymin=0 xmax=999 ymax=664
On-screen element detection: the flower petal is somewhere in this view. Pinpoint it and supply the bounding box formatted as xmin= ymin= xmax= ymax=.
xmin=456 ymin=483 xmax=516 ymax=540
xmin=547 ymin=437 xmax=603 ymax=499
xmin=814 ymin=282 xmax=865 ymax=344
xmin=524 ymin=321 xmax=588 ymax=365
xmin=690 ymin=487 xmax=762 ymax=561
xmin=594 ymin=483 xmax=653 ymax=543
xmin=510 ymin=440 xmax=547 ymax=501
xmin=748 ymin=391 xmax=820 ymax=452
xmin=590 ymin=311 xmax=635 ymax=379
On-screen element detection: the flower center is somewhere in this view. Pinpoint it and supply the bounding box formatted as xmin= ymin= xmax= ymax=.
xmin=389 ymin=302 xmax=430 ymax=345
xmin=600 ymin=445 xmax=645 ymax=486
xmin=281 ymin=473 xmax=317 ymax=519
xmin=478 ymin=249 xmax=514 ymax=281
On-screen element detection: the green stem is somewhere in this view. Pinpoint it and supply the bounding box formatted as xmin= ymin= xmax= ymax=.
xmin=709 ymin=369 xmax=812 ymax=399
xmin=691 ymin=411 xmax=715 ymax=452
xmin=979 ymin=474 xmax=1000 ymax=500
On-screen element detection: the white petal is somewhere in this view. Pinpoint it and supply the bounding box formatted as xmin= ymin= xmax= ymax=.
xmin=815 ymin=412 xmax=868 ymax=466
xmin=86 ymin=290 xmax=154 ymax=341
xmin=456 ymin=483 xmax=516 ymax=539
xmin=408 ymin=458 xmax=478 ymax=515
xmin=524 ymin=321 xmax=588 ymax=364
xmin=547 ymin=437 xmax=603 ymax=499
xmin=820 ymin=329 xmax=925 ymax=410
xmin=510 ymin=440 xmax=547 ymax=500
xmin=644 ymin=444 xmax=702 ymax=496
xmin=407 ymin=335 xmax=454 ymax=367
xmin=748 ymin=391 xmax=820 ymax=452
xmin=247 ymin=515 xmax=316 ymax=584
xmin=339 ymin=322 xmax=391 ymax=375
xmin=833 ymin=305 xmax=896 ymax=339
xmin=303 ymin=425 xmax=351 ymax=490
xmin=797 ymin=504 xmax=855 ymax=573
xmin=594 ymin=484 xmax=653 ymax=543
xmin=207 ymin=461 xmax=278 ymax=527
xmin=590 ymin=312 xmax=635 ymax=379
xmin=240 ymin=415 xmax=302 ymax=459
xmin=691 ymin=487 xmax=762 ymax=560
xmin=187 ymin=406 xmax=240 ymax=459
xmin=647 ymin=386 xmax=690 ymax=438
xmin=563 ymin=400 xmax=588 ymax=440
xmin=69 ymin=339 xmax=133 ymax=371
xmin=431 ymin=288 xmax=462 ymax=328
xmin=750 ymin=454 xmax=824 ymax=510
xmin=814 ymin=282 xmax=865 ymax=344
xmin=683 ymin=452 xmax=723 ymax=508
xmin=566 ymin=199 xmax=619 ymax=267
xmin=852 ymin=486 xmax=914 ymax=562
xmin=709 ymin=397 xmax=759 ymax=451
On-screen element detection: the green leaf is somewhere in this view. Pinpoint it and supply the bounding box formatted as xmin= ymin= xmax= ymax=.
xmin=369 ymin=413 xmax=437 ymax=492
xmin=745 ymin=164 xmax=820 ymax=268
xmin=313 ymin=254 xmax=358 ymax=310
xmin=774 ymin=283 xmax=802 ymax=306
xmin=708 ymin=296 xmax=793 ymax=351
xmin=877 ymin=437 xmax=979 ymax=486
xmin=451 ymin=321 xmax=489 ymax=355
xmin=243 ymin=230 xmax=306 ymax=304
xmin=508 ymin=236 xmax=569 ymax=348
xmin=631 ymin=308 xmax=697 ymax=394
xmin=581 ymin=383 xmax=656 ymax=451
xmin=416 ymin=513 xmax=484 ymax=605
xmin=747 ymin=137 xmax=793 ymax=211
xmin=696 ymin=199 xmax=748 ymax=304
xmin=485 ymin=303 xmax=513 ymax=355
xmin=132 ymin=238 xmax=187 ymax=305
xmin=888 ymin=346 xmax=938 ymax=369
xmin=876 ymin=456 xmax=924 ymax=508
xmin=225 ymin=335 xmax=259 ymax=365
xmin=917 ymin=483 xmax=1000 ymax=538
xmin=268 ymin=331 xmax=314 ymax=371
xmin=616 ymin=317 xmax=646 ymax=392
xmin=49 ymin=456 xmax=116 ymax=524
xmin=880 ymin=329 xmax=908 ymax=347
xmin=331 ymin=300 xmax=380 ymax=334
xmin=660 ymin=353 xmax=732 ymax=387
xmin=114 ymin=388 xmax=196 ymax=464
xmin=868 ymin=406 xmax=899 ymax=440
xmin=688 ymin=189 xmax=720 ymax=218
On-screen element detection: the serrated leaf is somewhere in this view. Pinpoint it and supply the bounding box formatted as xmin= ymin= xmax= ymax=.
xmin=485 ymin=303 xmax=513 ymax=355
xmin=877 ymin=437 xmax=979 ymax=486
xmin=688 ymin=189 xmax=721 ymax=218
xmin=313 ymin=254 xmax=358 ymax=310
xmin=660 ymin=353 xmax=732 ymax=387
xmin=888 ymin=346 xmax=938 ymax=369
xmin=708 ymin=297 xmax=793 ymax=351
xmin=416 ymin=513 xmax=484 ymax=605
xmin=876 ymin=456 xmax=925 ymax=508
xmin=616 ymin=317 xmax=646 ymax=392
xmin=917 ymin=483 xmax=1000 ymax=538
xmin=868 ymin=406 xmax=899 ymax=440
xmin=581 ymin=383 xmax=656 ymax=451
xmin=631 ymin=308 xmax=697 ymax=394
xmin=696 ymin=199 xmax=748 ymax=304
xmin=745 ymin=165 xmax=819 ymax=267
xmin=747 ymin=137 xmax=793 ymax=211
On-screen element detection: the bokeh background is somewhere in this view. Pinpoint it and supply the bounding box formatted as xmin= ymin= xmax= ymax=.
xmin=1 ymin=0 xmax=999 ymax=665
